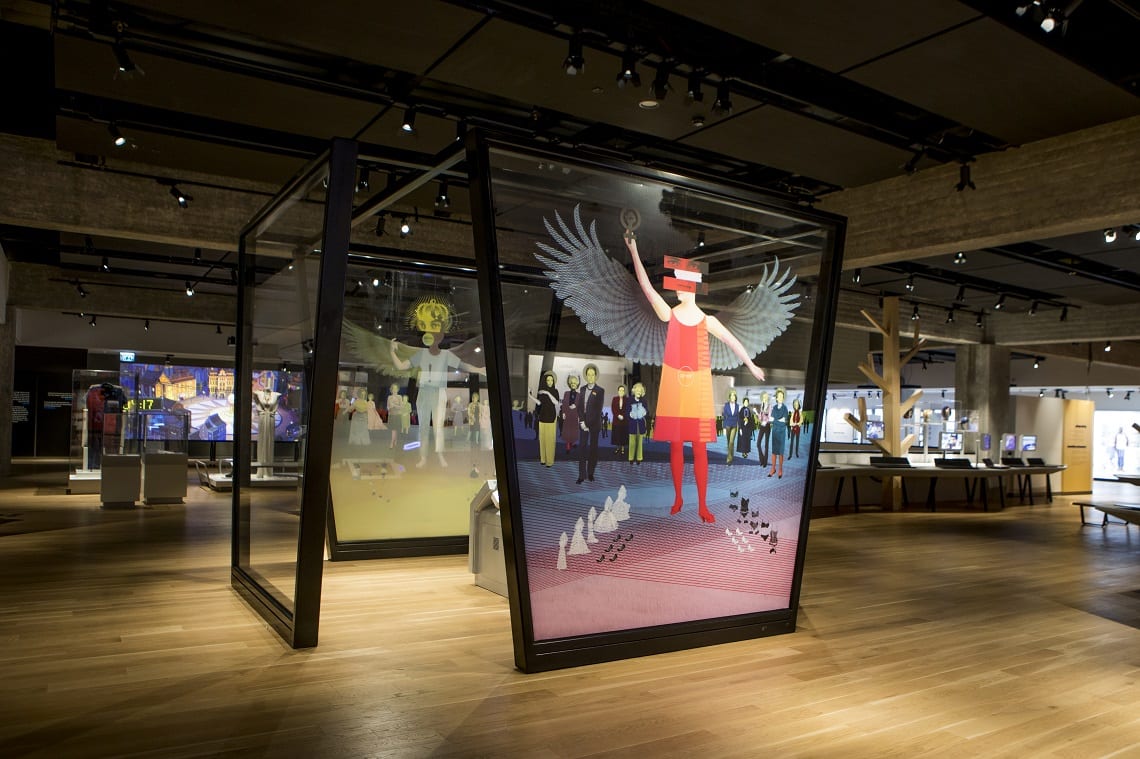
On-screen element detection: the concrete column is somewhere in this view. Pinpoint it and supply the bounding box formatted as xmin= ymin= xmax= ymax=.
xmin=0 ymin=305 xmax=14 ymax=476
xmin=955 ymin=344 xmax=1011 ymax=454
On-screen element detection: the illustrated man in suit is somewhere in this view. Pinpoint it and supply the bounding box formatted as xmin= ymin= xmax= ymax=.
xmin=577 ymin=363 xmax=605 ymax=484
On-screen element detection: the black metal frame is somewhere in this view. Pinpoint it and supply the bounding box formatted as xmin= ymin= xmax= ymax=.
xmin=231 ymin=138 xmax=358 ymax=648
xmin=466 ymin=130 xmax=847 ymax=672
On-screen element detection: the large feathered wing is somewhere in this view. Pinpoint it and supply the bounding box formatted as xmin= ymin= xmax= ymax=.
xmin=534 ymin=205 xmax=667 ymax=365
xmin=708 ymin=258 xmax=799 ymax=371
xmin=341 ymin=319 xmax=420 ymax=378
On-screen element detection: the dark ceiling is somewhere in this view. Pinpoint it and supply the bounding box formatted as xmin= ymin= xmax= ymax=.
xmin=1 ymin=0 xmax=1139 ymax=314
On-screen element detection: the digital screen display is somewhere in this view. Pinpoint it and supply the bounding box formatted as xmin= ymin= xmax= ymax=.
xmin=1020 ymin=435 xmax=1037 ymax=452
xmin=1002 ymin=433 xmax=1016 ymax=452
xmin=865 ymin=420 xmax=884 ymax=440
xmin=981 ymin=433 xmax=991 ymax=451
xmin=940 ymin=432 xmax=964 ymax=452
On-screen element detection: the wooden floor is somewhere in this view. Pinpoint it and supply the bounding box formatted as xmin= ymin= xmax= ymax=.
xmin=4 ymin=461 xmax=1140 ymax=758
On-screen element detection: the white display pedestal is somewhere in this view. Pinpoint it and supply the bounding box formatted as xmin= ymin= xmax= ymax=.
xmin=101 ymin=454 xmax=141 ymax=507
xmin=468 ymin=480 xmax=506 ymax=598
xmin=143 ymin=451 xmax=188 ymax=504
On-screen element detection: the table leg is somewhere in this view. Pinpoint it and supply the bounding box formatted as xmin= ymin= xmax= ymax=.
xmin=927 ymin=477 xmax=938 ymax=511
xmin=833 ymin=476 xmax=845 ymax=513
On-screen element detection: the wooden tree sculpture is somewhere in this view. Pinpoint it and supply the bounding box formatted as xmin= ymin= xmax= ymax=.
xmin=844 ymin=296 xmax=926 ymax=510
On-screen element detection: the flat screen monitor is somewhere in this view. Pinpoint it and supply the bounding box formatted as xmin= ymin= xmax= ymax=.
xmin=865 ymin=420 xmax=884 ymax=440
xmin=981 ymin=433 xmax=992 ymax=451
xmin=1020 ymin=434 xmax=1037 ymax=452
xmin=1001 ymin=433 xmax=1016 ymax=452
xmin=940 ymin=432 xmax=964 ymax=452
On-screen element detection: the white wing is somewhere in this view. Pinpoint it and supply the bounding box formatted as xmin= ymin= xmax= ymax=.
xmin=708 ymin=258 xmax=799 ymax=370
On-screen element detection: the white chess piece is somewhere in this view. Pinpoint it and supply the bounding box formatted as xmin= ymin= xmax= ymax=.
xmin=587 ymin=506 xmax=599 ymax=543
xmin=612 ymin=486 xmax=631 ymax=521
xmin=569 ymin=517 xmax=590 ymax=555
xmin=557 ymin=531 xmax=568 ymax=570
xmin=594 ymin=497 xmax=618 ymax=534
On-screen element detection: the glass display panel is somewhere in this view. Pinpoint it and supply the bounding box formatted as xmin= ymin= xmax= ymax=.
xmin=331 ymin=265 xmax=491 ymax=541
xmin=481 ymin=144 xmax=837 ymax=645
xmin=1094 ymin=412 xmax=1137 ymax=477
xmin=70 ymin=369 xmax=130 ymax=479
xmin=1002 ymin=433 xmax=1017 ymax=452
xmin=237 ymin=164 xmax=329 ymax=611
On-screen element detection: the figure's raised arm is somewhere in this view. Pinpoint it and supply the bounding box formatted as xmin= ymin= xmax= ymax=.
xmin=624 ymin=232 xmax=671 ymax=322
xmin=707 ymin=315 xmax=766 ymax=382
xmin=390 ymin=338 xmax=412 ymax=371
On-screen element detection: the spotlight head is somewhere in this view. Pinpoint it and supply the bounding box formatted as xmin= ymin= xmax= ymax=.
xmin=852 ymin=269 xmax=862 ymax=284
xmin=372 ymin=276 xmax=380 ymax=287
xmin=686 ymin=71 xmax=704 ymax=102
xmin=904 ymin=275 xmax=915 ymax=292
xmin=101 ymin=256 xmax=110 ymax=272
xmin=1029 ymin=301 xmax=1038 ymax=317
xmin=1105 ymin=341 xmax=1112 ymax=352
xmin=1108 ymin=388 xmax=1115 ymax=398
xmin=910 ymin=304 xmax=920 ymax=321
xmin=696 ymin=231 xmax=706 ymax=249
xmin=90 ymin=315 xmax=97 ymax=327
xmin=945 ymin=308 xmax=955 ymax=324
xmin=216 ymin=324 xmax=222 ymax=335
xmin=1016 ymin=4 xmax=1030 ymax=16
xmin=955 ymin=285 xmax=966 ymax=302
xmin=109 ymin=123 xmax=127 ymax=147
xmin=76 ymin=283 xmax=87 ymax=298
xmin=226 ymin=335 xmax=236 ymax=347
xmin=649 ymin=62 xmax=672 ymax=101
xmin=1128 ymin=391 xmax=1134 ymax=401
xmin=955 ymin=163 xmax=976 ymax=192
xmin=185 ymin=281 xmax=195 ymax=297
xmin=374 ymin=214 xmax=386 ymax=237
xmin=1060 ymin=305 xmax=1068 ymax=322
xmin=400 ymin=217 xmax=412 ymax=237
xmin=357 ymin=168 xmax=370 ymax=193
xmin=1104 ymin=228 xmax=1118 ymax=243
xmin=1033 ymin=357 xmax=1040 ymax=369
xmin=975 ymin=313 xmax=983 ymax=328
xmin=401 ymin=106 xmax=417 ymax=133
xmin=712 ymin=81 xmax=733 ymax=114
xmin=953 ymin=251 xmax=966 ymax=265
xmin=994 ymin=293 xmax=1006 ymax=310
xmin=562 ymin=35 xmax=585 ymax=75
xmin=617 ymin=51 xmax=640 ymax=88
xmin=435 ymin=179 xmax=449 ymax=209
xmin=170 ymin=185 xmax=190 ymax=208
xmin=112 ymin=42 xmax=138 ymax=74
xmin=144 ymin=319 xmax=150 ymax=332
xmin=1039 ymin=389 xmax=1045 ymax=397
xmin=1041 ymin=13 xmax=1056 ymax=32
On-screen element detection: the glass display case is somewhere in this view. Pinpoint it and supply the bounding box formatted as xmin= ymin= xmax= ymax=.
xmin=68 ymin=369 xmax=130 ymax=494
xmin=99 ymin=410 xmax=140 ymax=507
xmin=139 ymin=409 xmax=191 ymax=504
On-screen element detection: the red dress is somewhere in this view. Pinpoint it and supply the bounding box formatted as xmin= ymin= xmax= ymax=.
xmin=653 ymin=314 xmax=715 ymax=443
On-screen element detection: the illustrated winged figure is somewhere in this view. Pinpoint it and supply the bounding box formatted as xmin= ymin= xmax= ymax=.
xmin=535 ymin=204 xmax=798 ymax=523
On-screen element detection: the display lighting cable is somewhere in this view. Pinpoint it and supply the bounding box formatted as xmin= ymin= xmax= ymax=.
xmin=109 ymin=122 xmax=127 ymax=147
xmin=401 ymin=106 xmax=417 ymax=134
xmin=562 ymin=34 xmax=585 ymax=75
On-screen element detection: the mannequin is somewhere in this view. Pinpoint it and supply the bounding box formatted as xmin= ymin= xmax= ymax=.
xmin=253 ymin=387 xmax=281 ymax=478
xmin=85 ymin=382 xmax=128 ymax=469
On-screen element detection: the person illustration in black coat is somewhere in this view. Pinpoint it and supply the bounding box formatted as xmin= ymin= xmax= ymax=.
xmin=577 ymin=363 xmax=606 ymax=484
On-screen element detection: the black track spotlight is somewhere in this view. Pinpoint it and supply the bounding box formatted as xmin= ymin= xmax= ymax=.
xmin=399 ymin=217 xmax=412 ymax=238
xmin=975 ymin=312 xmax=984 ymax=328
xmin=1028 ymin=301 xmax=1038 ymax=317
xmin=185 ymin=281 xmax=195 ymax=297
xmin=226 ymin=335 xmax=236 ymax=347
xmin=696 ymin=231 xmax=706 ymax=249
xmin=562 ymin=34 xmax=585 ymax=75
xmin=945 ymin=308 xmax=955 ymax=324
xmin=170 ymin=185 xmax=190 ymax=208
xmin=712 ymin=80 xmax=733 ymax=114
xmin=1129 ymin=225 xmax=1140 ymax=242
xmin=76 ymin=282 xmax=87 ymax=298
xmin=357 ymin=168 xmax=370 ymax=193
xmin=904 ymin=150 xmax=923 ymax=175
xmin=108 ymin=122 xmax=127 ymax=147
xmin=994 ymin=293 xmax=1006 ymax=310
xmin=648 ymin=62 xmax=672 ymax=102
xmin=1060 ymin=305 xmax=1068 ymax=322
xmin=401 ymin=106 xmax=417 ymax=134
xmin=955 ymin=284 xmax=966 ymax=303
xmin=1039 ymin=389 xmax=1045 ymax=398
xmin=617 ymin=50 xmax=641 ymax=88
xmin=904 ymin=275 xmax=915 ymax=292
xmin=686 ymin=71 xmax=704 ymax=102
xmin=953 ymin=251 xmax=966 ymax=265
xmin=1104 ymin=228 xmax=1118 ymax=243
xmin=911 ymin=304 xmax=920 ymax=321
xmin=435 ymin=179 xmax=449 ymax=208
xmin=956 ymin=162 xmax=976 ymax=191
xmin=1033 ymin=357 xmax=1040 ymax=369
xmin=112 ymin=42 xmax=141 ymax=76
xmin=215 ymin=324 xmax=222 ymax=335
xmin=89 ymin=315 xmax=97 ymax=327
xmin=1127 ymin=391 xmax=1134 ymax=401
xmin=1105 ymin=341 xmax=1112 ymax=352
xmin=1016 ymin=4 xmax=1030 ymax=16
xmin=1041 ymin=11 xmax=1057 ymax=32
xmin=374 ymin=213 xmax=386 ymax=237
xmin=852 ymin=269 xmax=862 ymax=284
xmin=1108 ymin=388 xmax=1115 ymax=398
xmin=101 ymin=256 xmax=110 ymax=272
xmin=371 ymin=275 xmax=380 ymax=287
xmin=143 ymin=319 xmax=150 ymax=332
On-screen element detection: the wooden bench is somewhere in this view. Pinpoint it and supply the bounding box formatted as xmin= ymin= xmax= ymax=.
xmin=1074 ymin=501 xmax=1140 ymax=526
